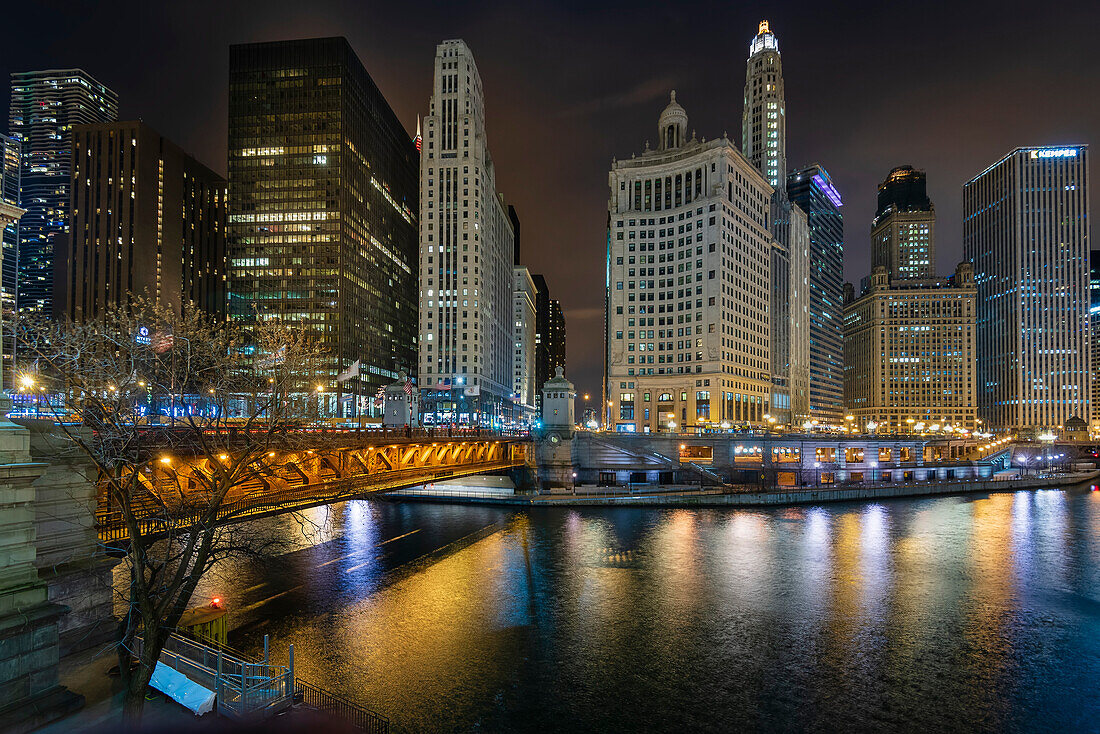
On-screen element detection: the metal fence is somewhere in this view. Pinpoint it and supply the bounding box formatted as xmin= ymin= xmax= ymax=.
xmin=296 ymin=678 xmax=389 ymax=734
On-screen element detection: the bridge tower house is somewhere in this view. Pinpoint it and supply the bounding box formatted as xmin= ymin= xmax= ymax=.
xmin=536 ymin=366 xmax=577 ymax=489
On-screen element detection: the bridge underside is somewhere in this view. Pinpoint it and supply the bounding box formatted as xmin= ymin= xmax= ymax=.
xmin=97 ymin=439 xmax=528 ymax=542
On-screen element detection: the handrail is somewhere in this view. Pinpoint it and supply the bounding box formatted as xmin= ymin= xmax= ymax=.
xmin=296 ymin=678 xmax=389 ymax=734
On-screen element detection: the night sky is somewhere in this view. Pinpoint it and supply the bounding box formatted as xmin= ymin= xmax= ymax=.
xmin=3 ymin=1 xmax=1098 ymax=399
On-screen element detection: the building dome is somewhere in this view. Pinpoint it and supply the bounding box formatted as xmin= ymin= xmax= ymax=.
xmin=658 ymin=90 xmax=688 ymax=150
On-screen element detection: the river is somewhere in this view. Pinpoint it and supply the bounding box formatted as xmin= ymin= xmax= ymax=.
xmin=181 ymin=486 xmax=1100 ymax=732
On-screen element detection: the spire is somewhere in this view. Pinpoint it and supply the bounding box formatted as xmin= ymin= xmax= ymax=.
xmin=759 ymin=20 xmax=770 ymax=34
xmin=414 ymin=115 xmax=422 ymax=152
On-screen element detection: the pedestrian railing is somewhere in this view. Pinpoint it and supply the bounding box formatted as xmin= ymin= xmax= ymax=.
xmin=137 ymin=632 xmax=293 ymax=718
xmin=141 ymin=631 xmax=388 ymax=730
xmin=295 ymin=678 xmax=389 ymax=734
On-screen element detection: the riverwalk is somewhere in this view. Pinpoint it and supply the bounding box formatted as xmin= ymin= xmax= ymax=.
xmin=386 ymin=470 xmax=1100 ymax=508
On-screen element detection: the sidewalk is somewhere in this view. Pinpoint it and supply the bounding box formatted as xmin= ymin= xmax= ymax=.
xmin=39 ymin=645 xmax=203 ymax=732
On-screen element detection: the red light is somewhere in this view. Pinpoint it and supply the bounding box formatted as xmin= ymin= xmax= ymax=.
xmin=211 ymin=597 xmax=221 ymax=607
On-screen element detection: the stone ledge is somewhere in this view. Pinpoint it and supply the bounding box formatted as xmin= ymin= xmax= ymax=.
xmin=0 ymin=602 xmax=70 ymax=639
xmin=0 ymin=683 xmax=84 ymax=734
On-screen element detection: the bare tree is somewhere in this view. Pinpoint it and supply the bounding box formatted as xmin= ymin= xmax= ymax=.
xmin=13 ymin=298 xmax=324 ymax=720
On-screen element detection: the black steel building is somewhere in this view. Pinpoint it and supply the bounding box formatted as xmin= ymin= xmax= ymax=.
xmin=531 ymin=273 xmax=566 ymax=408
xmin=228 ymin=38 xmax=419 ymax=415
xmin=56 ymin=121 xmax=227 ymax=321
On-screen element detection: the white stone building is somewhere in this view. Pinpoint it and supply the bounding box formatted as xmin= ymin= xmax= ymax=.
xmin=605 ymin=92 xmax=774 ymax=433
xmin=512 ymin=266 xmax=537 ymax=424
xmin=418 ymin=39 xmax=516 ymax=427
xmin=742 ymin=20 xmax=810 ymax=426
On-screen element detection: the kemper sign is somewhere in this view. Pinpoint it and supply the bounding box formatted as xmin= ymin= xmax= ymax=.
xmin=1030 ymin=148 xmax=1078 ymax=159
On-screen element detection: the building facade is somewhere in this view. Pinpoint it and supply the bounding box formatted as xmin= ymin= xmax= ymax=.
xmin=8 ymin=69 xmax=117 ymax=315
xmin=606 ymin=92 xmax=774 ymax=433
xmin=531 ymin=273 xmax=566 ymax=411
xmin=418 ymin=39 xmax=517 ymax=426
xmin=228 ymin=38 xmax=419 ymax=416
xmin=788 ymin=164 xmax=845 ymax=424
xmin=547 ymin=297 xmax=566 ymax=380
xmin=0 ymin=134 xmax=18 ymax=386
xmin=964 ymin=145 xmax=1090 ymax=432
xmin=56 ymin=121 xmax=227 ymax=321
xmin=741 ymin=21 xmax=785 ymax=190
xmin=871 ymin=165 xmax=935 ymax=280
xmin=1092 ymin=250 xmax=1100 ymax=429
xmin=742 ymin=20 xmax=810 ymax=427
xmin=512 ymin=266 xmax=537 ymax=423
xmin=843 ymin=263 xmax=977 ymax=433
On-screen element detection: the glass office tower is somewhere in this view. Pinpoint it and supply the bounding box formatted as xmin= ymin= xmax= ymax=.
xmin=788 ymin=164 xmax=845 ymax=424
xmin=964 ymin=145 xmax=1090 ymax=432
xmin=8 ymin=69 xmax=117 ymax=314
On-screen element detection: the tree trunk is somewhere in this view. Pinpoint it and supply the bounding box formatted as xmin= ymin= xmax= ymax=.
xmin=122 ymin=643 xmax=159 ymax=721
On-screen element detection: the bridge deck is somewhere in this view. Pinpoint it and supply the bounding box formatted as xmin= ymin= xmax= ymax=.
xmin=97 ymin=438 xmax=526 ymax=542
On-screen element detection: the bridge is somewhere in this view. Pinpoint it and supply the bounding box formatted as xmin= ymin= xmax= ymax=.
xmin=96 ymin=434 xmax=530 ymax=542
xmin=548 ymin=431 xmax=1017 ymax=489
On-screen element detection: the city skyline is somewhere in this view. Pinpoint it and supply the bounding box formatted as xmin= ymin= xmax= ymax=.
xmin=1 ymin=1 xmax=1098 ymax=400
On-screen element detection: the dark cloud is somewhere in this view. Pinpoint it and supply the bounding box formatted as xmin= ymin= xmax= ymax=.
xmin=3 ymin=0 xmax=1098 ymax=403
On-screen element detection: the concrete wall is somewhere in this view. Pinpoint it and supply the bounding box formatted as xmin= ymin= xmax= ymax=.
xmin=19 ymin=420 xmax=117 ymax=656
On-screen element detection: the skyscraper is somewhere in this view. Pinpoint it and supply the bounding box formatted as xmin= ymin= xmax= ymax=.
xmin=843 ymin=263 xmax=977 ymax=433
xmin=788 ymin=164 xmax=845 ymax=423
xmin=1091 ymin=250 xmax=1100 ymax=428
xmin=8 ymin=69 xmax=117 ymax=314
xmin=606 ymin=92 xmax=774 ymax=432
xmin=228 ymin=38 xmax=419 ymax=416
xmin=742 ymin=20 xmax=810 ymax=425
xmin=741 ymin=21 xmax=785 ymax=190
xmin=871 ymin=165 xmax=935 ymax=279
xmin=56 ymin=121 xmax=227 ymax=321
xmin=418 ymin=39 xmax=517 ymax=427
xmin=513 ymin=266 xmax=537 ymax=422
xmin=0 ymin=134 xmax=18 ymax=385
xmin=964 ymin=145 xmax=1090 ymax=432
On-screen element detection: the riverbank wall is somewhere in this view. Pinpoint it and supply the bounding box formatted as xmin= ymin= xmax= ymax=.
xmin=385 ymin=471 xmax=1100 ymax=509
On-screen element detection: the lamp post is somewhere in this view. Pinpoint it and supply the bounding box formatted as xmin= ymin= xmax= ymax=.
xmin=869 ymin=460 xmax=877 ymax=485
xmin=814 ymin=461 xmax=821 ymax=486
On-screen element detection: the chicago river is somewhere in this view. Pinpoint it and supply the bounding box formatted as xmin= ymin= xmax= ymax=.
xmin=167 ymin=487 xmax=1100 ymax=732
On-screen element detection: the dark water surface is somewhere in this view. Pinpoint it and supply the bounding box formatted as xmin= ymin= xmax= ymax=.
xmin=189 ymin=488 xmax=1100 ymax=732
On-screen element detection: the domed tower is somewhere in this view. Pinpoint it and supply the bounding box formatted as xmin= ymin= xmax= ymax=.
xmin=657 ymin=90 xmax=688 ymax=151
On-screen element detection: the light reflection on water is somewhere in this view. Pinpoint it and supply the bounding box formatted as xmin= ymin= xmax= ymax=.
xmin=152 ymin=489 xmax=1100 ymax=732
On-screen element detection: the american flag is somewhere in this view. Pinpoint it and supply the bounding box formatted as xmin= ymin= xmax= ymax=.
xmin=373 ymin=386 xmax=385 ymax=406
xmin=151 ymin=331 xmax=174 ymax=354
xmin=403 ymin=377 xmax=413 ymax=397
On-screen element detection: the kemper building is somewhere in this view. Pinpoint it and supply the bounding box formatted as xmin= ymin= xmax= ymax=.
xmin=417 ymin=39 xmax=518 ymax=427
xmin=964 ymin=145 xmax=1090 ymax=432
xmin=605 ymin=92 xmax=775 ymax=433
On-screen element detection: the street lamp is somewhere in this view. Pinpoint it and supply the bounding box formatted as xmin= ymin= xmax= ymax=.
xmin=869 ymin=460 xmax=878 ymax=485
xmin=814 ymin=461 xmax=821 ymax=486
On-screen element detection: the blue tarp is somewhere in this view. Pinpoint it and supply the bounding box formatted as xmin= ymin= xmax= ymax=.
xmin=149 ymin=661 xmax=216 ymax=715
